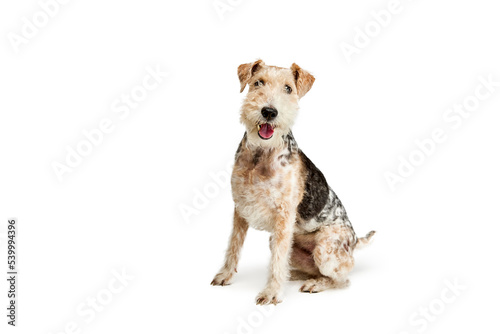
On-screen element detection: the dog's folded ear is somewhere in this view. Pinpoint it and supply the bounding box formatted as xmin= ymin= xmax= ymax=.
xmin=238 ymin=59 xmax=265 ymax=93
xmin=290 ymin=63 xmax=315 ymax=98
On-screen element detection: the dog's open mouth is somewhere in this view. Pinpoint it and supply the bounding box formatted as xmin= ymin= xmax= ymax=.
xmin=257 ymin=123 xmax=274 ymax=140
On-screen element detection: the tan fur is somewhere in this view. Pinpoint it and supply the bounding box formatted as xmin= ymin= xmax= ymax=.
xmin=312 ymin=225 xmax=355 ymax=282
xmin=210 ymin=210 xmax=248 ymax=286
xmin=238 ymin=60 xmax=306 ymax=149
xmin=232 ymin=137 xmax=305 ymax=304
xmin=238 ymin=59 xmax=265 ymax=93
xmin=290 ymin=63 xmax=315 ymax=98
xmin=290 ymin=225 xmax=356 ymax=292
xmin=356 ymin=230 xmax=377 ymax=249
xmin=300 ymin=276 xmax=350 ymax=293
xmin=211 ymin=61 xmax=373 ymax=305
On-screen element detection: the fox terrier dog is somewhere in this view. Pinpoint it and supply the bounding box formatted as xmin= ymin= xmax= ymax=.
xmin=211 ymin=60 xmax=375 ymax=305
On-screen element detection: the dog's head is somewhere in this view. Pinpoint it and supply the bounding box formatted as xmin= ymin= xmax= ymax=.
xmin=238 ymin=60 xmax=315 ymax=147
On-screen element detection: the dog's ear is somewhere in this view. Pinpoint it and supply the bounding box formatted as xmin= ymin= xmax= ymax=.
xmin=237 ymin=59 xmax=264 ymax=93
xmin=290 ymin=63 xmax=315 ymax=98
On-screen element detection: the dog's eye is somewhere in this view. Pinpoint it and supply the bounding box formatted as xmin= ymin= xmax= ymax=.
xmin=254 ymin=80 xmax=264 ymax=87
xmin=285 ymin=85 xmax=292 ymax=94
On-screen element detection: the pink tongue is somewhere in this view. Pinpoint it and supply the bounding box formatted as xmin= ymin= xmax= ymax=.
xmin=259 ymin=124 xmax=274 ymax=139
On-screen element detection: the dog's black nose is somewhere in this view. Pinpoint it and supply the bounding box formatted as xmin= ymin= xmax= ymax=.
xmin=261 ymin=107 xmax=278 ymax=120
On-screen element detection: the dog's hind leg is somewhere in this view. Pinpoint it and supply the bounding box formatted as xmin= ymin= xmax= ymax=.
xmin=301 ymin=224 xmax=356 ymax=292
xmin=290 ymin=233 xmax=347 ymax=292
xmin=289 ymin=235 xmax=321 ymax=277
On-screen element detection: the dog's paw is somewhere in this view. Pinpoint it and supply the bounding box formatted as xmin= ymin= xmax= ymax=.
xmin=255 ymin=290 xmax=282 ymax=305
xmin=299 ymin=278 xmax=350 ymax=293
xmin=210 ymin=271 xmax=234 ymax=286
xmin=299 ymin=279 xmax=322 ymax=293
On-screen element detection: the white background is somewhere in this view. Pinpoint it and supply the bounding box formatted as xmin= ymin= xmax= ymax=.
xmin=1 ymin=0 xmax=500 ymax=333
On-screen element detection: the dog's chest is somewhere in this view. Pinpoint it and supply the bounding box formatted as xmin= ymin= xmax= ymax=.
xmin=231 ymin=147 xmax=301 ymax=231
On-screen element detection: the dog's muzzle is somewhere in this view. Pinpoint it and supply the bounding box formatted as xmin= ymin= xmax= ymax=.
xmin=258 ymin=107 xmax=277 ymax=140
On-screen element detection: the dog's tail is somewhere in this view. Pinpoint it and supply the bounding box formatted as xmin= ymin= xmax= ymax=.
xmin=355 ymin=231 xmax=376 ymax=250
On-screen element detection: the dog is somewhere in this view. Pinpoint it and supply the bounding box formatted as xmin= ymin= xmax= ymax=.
xmin=211 ymin=60 xmax=375 ymax=305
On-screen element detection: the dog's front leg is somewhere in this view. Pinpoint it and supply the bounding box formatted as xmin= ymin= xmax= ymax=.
xmin=256 ymin=213 xmax=295 ymax=305
xmin=211 ymin=209 xmax=249 ymax=286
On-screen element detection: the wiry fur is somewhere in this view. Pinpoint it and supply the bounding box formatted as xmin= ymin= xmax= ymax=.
xmin=211 ymin=60 xmax=375 ymax=305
